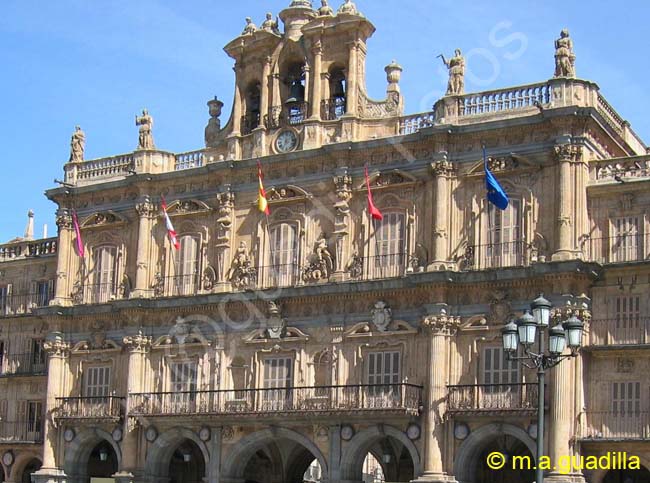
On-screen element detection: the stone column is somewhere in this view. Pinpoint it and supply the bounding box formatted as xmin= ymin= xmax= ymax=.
xmin=429 ymin=159 xmax=454 ymax=270
xmin=33 ymin=333 xmax=70 ymax=483
xmin=310 ymin=40 xmax=323 ymax=120
xmin=52 ymin=210 xmax=74 ymax=306
xmin=260 ymin=56 xmax=272 ymax=123
xmin=132 ymin=196 xmax=156 ymax=298
xmin=417 ymin=314 xmax=459 ymax=483
xmin=345 ymin=41 xmax=358 ymax=116
xmin=115 ymin=331 xmax=152 ymax=483
xmin=552 ymin=143 xmax=582 ymax=261
xmin=232 ymin=63 xmax=243 ymax=135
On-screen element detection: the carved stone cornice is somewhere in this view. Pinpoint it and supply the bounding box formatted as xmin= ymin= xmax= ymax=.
xmin=123 ymin=330 xmax=153 ymax=353
xmin=43 ymin=334 xmax=70 ymax=358
xmin=554 ymin=143 xmax=583 ymax=163
xmin=422 ymin=314 xmax=460 ymax=336
xmin=135 ymin=196 xmax=157 ymax=218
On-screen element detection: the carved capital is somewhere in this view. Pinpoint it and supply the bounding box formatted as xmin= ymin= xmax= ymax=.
xmin=422 ymin=314 xmax=460 ymax=335
xmin=123 ymin=330 xmax=153 ymax=353
xmin=135 ymin=196 xmax=157 ymax=218
xmin=43 ymin=334 xmax=70 ymax=358
xmin=431 ymin=160 xmax=454 ymax=177
xmin=554 ymin=143 xmax=582 ymax=162
xmin=55 ymin=209 xmax=73 ymax=229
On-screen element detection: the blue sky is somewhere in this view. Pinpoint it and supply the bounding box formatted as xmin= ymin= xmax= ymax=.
xmin=1 ymin=0 xmax=648 ymax=242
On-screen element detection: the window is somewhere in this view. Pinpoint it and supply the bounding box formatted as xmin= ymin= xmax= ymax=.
xmin=170 ymin=361 xmax=198 ymax=411
xmin=30 ymin=340 xmax=45 ymax=372
xmin=17 ymin=401 xmax=43 ymax=441
xmin=0 ymin=284 xmax=12 ymax=315
xmin=269 ymin=223 xmax=299 ymax=287
xmin=31 ymin=280 xmax=54 ymax=308
xmin=313 ymin=351 xmax=333 ymax=396
xmin=612 ymin=216 xmax=642 ymax=262
xmin=84 ymin=366 xmax=111 ymax=398
xmin=487 ymin=199 xmax=522 ymax=268
xmin=614 ymin=296 xmax=641 ymax=343
xmin=612 ymin=382 xmax=640 ymax=415
xmin=92 ymin=246 xmax=117 ymax=303
xmin=367 ymin=351 xmax=400 ymax=402
xmin=174 ymin=235 xmax=200 ymax=296
xmin=374 ymin=213 xmax=406 ymax=277
xmin=263 ymin=357 xmax=293 ymax=410
xmin=0 ymin=341 xmax=4 ymax=374
xmin=482 ymin=347 xmax=520 ymax=408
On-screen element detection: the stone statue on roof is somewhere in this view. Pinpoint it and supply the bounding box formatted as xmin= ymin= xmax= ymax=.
xmin=242 ymin=17 xmax=257 ymax=35
xmin=318 ymin=0 xmax=334 ymax=15
xmin=554 ymin=29 xmax=576 ymax=78
xmin=439 ymin=49 xmax=465 ymax=96
xmin=261 ymin=13 xmax=281 ymax=35
xmin=135 ymin=109 xmax=155 ymax=150
xmin=69 ymin=125 xmax=85 ymax=163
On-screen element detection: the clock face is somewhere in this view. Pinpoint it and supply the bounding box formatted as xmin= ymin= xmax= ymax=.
xmin=276 ymin=130 xmax=298 ymax=153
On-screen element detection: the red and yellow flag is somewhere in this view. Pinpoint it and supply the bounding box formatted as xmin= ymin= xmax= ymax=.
xmin=257 ymin=161 xmax=270 ymax=215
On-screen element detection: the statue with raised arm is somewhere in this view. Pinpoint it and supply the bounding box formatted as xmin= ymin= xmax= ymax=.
xmin=318 ymin=0 xmax=334 ymax=16
xmin=135 ymin=109 xmax=155 ymax=150
xmin=439 ymin=49 xmax=465 ymax=96
xmin=242 ymin=17 xmax=257 ymax=35
xmin=261 ymin=13 xmax=280 ymax=35
xmin=69 ymin=125 xmax=85 ymax=163
xmin=554 ymin=29 xmax=576 ymax=78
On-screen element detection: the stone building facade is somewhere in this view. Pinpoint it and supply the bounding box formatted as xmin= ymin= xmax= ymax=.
xmin=1 ymin=1 xmax=649 ymax=483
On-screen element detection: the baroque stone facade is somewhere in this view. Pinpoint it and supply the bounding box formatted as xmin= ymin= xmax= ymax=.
xmin=1 ymin=2 xmax=649 ymax=483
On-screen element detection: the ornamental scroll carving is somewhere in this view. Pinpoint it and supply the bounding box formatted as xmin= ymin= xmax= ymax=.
xmin=303 ymin=235 xmax=335 ymax=283
xmin=227 ymin=242 xmax=256 ymax=290
xmin=357 ymin=88 xmax=401 ymax=119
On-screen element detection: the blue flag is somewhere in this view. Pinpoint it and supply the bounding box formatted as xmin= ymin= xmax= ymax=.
xmin=484 ymin=147 xmax=509 ymax=210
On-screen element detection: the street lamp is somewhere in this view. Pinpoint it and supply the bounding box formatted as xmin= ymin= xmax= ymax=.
xmin=500 ymin=294 xmax=585 ymax=483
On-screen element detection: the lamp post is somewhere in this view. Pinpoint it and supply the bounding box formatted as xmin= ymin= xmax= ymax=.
xmin=501 ymin=295 xmax=585 ymax=483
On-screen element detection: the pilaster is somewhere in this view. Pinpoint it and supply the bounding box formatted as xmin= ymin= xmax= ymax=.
xmin=132 ymin=196 xmax=157 ymax=298
xmin=331 ymin=169 xmax=353 ymax=281
xmin=51 ymin=209 xmax=74 ymax=307
xmin=552 ymin=142 xmax=583 ymax=261
xmin=428 ymin=157 xmax=454 ymax=271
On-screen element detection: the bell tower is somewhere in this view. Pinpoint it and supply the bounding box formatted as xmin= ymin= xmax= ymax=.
xmin=221 ymin=0 xmax=403 ymax=160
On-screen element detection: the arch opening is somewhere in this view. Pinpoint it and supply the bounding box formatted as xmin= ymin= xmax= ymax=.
xmin=168 ymin=438 xmax=206 ymax=483
xmin=603 ymin=465 xmax=650 ymax=483
xmin=20 ymin=458 xmax=41 ymax=483
xmin=87 ymin=440 xmax=119 ymax=481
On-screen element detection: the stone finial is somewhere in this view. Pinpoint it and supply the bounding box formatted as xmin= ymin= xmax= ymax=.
xmin=205 ymin=97 xmax=224 ymax=148
xmin=24 ymin=210 xmax=35 ymax=240
xmin=338 ymin=0 xmax=359 ymax=15
xmin=385 ymin=60 xmax=403 ymax=90
xmin=135 ymin=109 xmax=155 ymax=150
xmin=69 ymin=125 xmax=85 ymax=163
xmin=241 ymin=17 xmax=257 ymax=35
xmin=318 ymin=0 xmax=334 ymax=15
xmin=554 ymin=29 xmax=576 ymax=78
xmin=439 ymin=49 xmax=465 ymax=95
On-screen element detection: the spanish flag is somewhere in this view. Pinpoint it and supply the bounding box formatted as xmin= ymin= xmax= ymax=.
xmin=161 ymin=195 xmax=180 ymax=250
xmin=257 ymin=161 xmax=270 ymax=215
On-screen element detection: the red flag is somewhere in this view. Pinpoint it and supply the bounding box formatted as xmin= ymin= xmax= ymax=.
xmin=161 ymin=195 xmax=180 ymax=250
xmin=72 ymin=210 xmax=85 ymax=257
xmin=257 ymin=161 xmax=270 ymax=215
xmin=365 ymin=166 xmax=383 ymax=221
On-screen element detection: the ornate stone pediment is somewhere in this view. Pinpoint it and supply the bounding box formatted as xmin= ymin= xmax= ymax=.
xmin=80 ymin=211 xmax=128 ymax=228
xmin=152 ymin=316 xmax=212 ymax=348
xmin=244 ymin=326 xmax=310 ymax=344
xmin=356 ymin=169 xmax=417 ymax=190
xmin=344 ymin=320 xmax=417 ymax=338
xmin=466 ymin=154 xmax=535 ymax=177
xmin=266 ymin=185 xmax=312 ymax=203
xmin=165 ymin=199 xmax=212 ymax=216
xmin=72 ymin=321 xmax=122 ymax=352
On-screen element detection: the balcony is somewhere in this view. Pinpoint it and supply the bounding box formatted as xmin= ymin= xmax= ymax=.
xmin=589 ymin=318 xmax=649 ymax=346
xmin=129 ymin=384 xmax=422 ymax=419
xmin=321 ymin=97 xmax=346 ymax=121
xmin=446 ymin=383 xmax=539 ymax=415
xmin=241 ymin=112 xmax=261 ymax=135
xmin=583 ymin=233 xmax=649 ymax=265
xmin=0 ymin=353 xmax=47 ymax=377
xmin=265 ymin=102 xmax=309 ymax=129
xmin=461 ymin=241 xmax=529 ymax=271
xmin=0 ymin=420 xmax=43 ymax=443
xmin=54 ymin=396 xmax=125 ymax=421
xmin=580 ymin=411 xmax=650 ymax=440
xmin=0 ymin=238 xmax=57 ymax=263
xmin=73 ymin=282 xmax=123 ymax=305
xmin=0 ymin=291 xmax=54 ymax=317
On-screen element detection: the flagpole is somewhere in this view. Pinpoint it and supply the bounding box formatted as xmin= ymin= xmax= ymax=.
xmin=366 ymin=164 xmax=385 ymax=279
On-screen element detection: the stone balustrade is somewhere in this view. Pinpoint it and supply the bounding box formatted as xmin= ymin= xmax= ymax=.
xmin=589 ymin=155 xmax=650 ymax=183
xmin=0 ymin=237 xmax=57 ymax=263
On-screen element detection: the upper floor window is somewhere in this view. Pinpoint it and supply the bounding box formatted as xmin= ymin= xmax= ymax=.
xmin=31 ymin=280 xmax=54 ymax=308
xmin=486 ymin=199 xmax=522 ymax=268
xmin=367 ymin=351 xmax=400 ymax=385
xmin=18 ymin=400 xmax=43 ymax=439
xmin=243 ymin=83 xmax=261 ymax=134
xmin=173 ymin=235 xmax=200 ymax=296
xmin=0 ymin=284 xmax=11 ymax=315
xmin=0 ymin=341 xmax=4 ymax=372
xmin=269 ymin=223 xmax=299 ymax=287
xmin=91 ymin=245 xmax=117 ymax=303
xmin=482 ymin=347 xmax=519 ymax=386
xmin=84 ymin=366 xmax=111 ymax=398
xmin=612 ymin=216 xmax=643 ymax=262
xmin=612 ymin=381 xmax=640 ymax=415
xmin=30 ymin=339 xmax=45 ymax=371
xmin=373 ymin=213 xmax=406 ymax=277
xmin=263 ymin=357 xmax=293 ymax=409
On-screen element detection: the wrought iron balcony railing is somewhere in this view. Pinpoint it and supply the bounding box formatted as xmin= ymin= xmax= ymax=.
xmin=460 ymin=241 xmax=528 ymax=270
xmin=0 ymin=420 xmax=43 ymax=443
xmin=446 ymin=383 xmax=539 ymax=413
xmin=54 ymin=396 xmax=125 ymax=420
xmin=241 ymin=112 xmax=261 ymax=135
xmin=0 ymin=353 xmax=47 ymax=377
xmin=72 ymin=282 xmax=125 ymax=305
xmin=0 ymin=291 xmax=54 ymax=317
xmin=265 ymin=102 xmax=309 ymax=129
xmin=583 ymin=233 xmax=649 ymax=265
xmin=321 ymin=97 xmax=347 ymax=121
xmin=129 ymin=383 xmax=422 ymax=418
xmin=589 ymin=318 xmax=649 ymax=346
xmin=579 ymin=411 xmax=650 ymax=440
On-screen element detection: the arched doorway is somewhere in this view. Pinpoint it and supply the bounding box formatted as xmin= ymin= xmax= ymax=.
xmin=168 ymin=439 xmax=206 ymax=483
xmin=475 ymin=434 xmax=534 ymax=483
xmin=340 ymin=426 xmax=421 ymax=483
xmin=603 ymin=466 xmax=650 ymax=483
xmin=87 ymin=440 xmax=118 ymax=481
xmin=20 ymin=458 xmax=41 ymax=483
xmin=222 ymin=428 xmax=328 ymax=483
